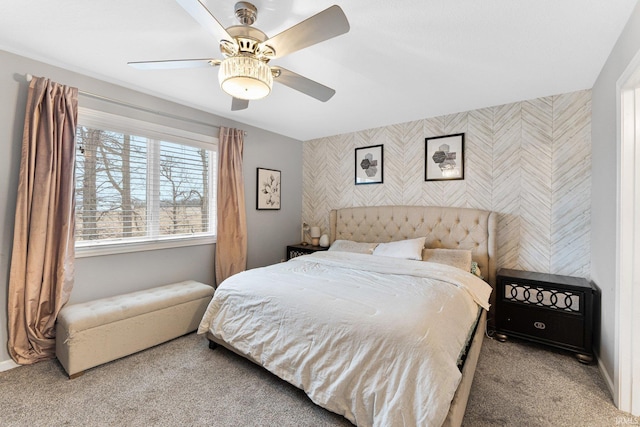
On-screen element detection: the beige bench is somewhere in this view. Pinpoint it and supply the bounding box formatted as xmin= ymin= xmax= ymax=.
xmin=56 ymin=280 xmax=214 ymax=379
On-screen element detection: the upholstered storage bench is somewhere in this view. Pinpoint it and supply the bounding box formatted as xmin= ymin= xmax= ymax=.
xmin=56 ymin=280 xmax=214 ymax=379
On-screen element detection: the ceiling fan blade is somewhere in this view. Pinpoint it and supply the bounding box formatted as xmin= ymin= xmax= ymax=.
xmin=264 ymin=5 xmax=350 ymax=59
xmin=231 ymin=98 xmax=249 ymax=111
xmin=176 ymin=0 xmax=237 ymax=48
xmin=128 ymin=59 xmax=220 ymax=69
xmin=273 ymin=67 xmax=336 ymax=102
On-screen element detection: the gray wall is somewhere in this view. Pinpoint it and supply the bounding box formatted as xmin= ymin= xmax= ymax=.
xmin=0 ymin=49 xmax=302 ymax=366
xmin=591 ymin=1 xmax=640 ymax=396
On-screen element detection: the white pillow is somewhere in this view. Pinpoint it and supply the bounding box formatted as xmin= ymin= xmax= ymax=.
xmin=372 ymin=237 xmax=426 ymax=260
xmin=328 ymin=240 xmax=378 ymax=254
xmin=421 ymin=248 xmax=473 ymax=272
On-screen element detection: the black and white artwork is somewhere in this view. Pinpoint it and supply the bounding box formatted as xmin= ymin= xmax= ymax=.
xmin=355 ymin=144 xmax=384 ymax=185
xmin=425 ymin=133 xmax=465 ymax=181
xmin=256 ymin=167 xmax=281 ymax=210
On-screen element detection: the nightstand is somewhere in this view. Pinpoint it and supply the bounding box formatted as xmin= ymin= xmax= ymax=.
xmin=286 ymin=243 xmax=328 ymax=260
xmin=495 ymin=268 xmax=598 ymax=364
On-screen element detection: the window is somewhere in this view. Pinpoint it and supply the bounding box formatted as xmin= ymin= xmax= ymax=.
xmin=74 ymin=109 xmax=217 ymax=256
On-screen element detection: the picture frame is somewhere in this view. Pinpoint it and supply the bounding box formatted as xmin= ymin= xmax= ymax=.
xmin=256 ymin=167 xmax=281 ymax=210
xmin=355 ymin=144 xmax=384 ymax=185
xmin=425 ymin=133 xmax=465 ymax=181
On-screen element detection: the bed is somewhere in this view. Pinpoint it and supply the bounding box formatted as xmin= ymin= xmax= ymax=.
xmin=199 ymin=205 xmax=497 ymax=427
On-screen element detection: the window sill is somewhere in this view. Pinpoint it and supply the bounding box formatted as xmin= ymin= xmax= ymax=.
xmin=75 ymin=235 xmax=216 ymax=258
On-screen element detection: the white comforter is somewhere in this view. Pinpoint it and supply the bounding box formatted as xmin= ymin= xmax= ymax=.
xmin=198 ymin=251 xmax=492 ymax=427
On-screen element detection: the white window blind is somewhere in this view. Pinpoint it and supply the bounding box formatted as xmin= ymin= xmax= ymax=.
xmin=74 ymin=108 xmax=217 ymax=256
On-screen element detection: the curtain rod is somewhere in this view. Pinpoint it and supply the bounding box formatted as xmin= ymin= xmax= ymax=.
xmin=25 ymin=73 xmax=247 ymax=136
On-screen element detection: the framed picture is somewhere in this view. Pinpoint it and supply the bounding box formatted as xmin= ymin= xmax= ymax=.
xmin=355 ymin=144 xmax=384 ymax=185
xmin=425 ymin=133 xmax=465 ymax=181
xmin=256 ymin=167 xmax=281 ymax=210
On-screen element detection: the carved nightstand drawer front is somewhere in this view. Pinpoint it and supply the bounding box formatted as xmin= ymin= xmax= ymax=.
xmin=503 ymin=282 xmax=582 ymax=312
xmin=289 ymin=249 xmax=311 ymax=258
xmin=286 ymin=244 xmax=328 ymax=260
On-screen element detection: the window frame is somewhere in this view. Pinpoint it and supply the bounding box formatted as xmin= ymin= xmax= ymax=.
xmin=74 ymin=108 xmax=217 ymax=258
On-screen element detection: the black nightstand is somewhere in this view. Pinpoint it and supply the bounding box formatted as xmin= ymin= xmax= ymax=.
xmin=286 ymin=243 xmax=328 ymax=260
xmin=495 ymin=268 xmax=598 ymax=364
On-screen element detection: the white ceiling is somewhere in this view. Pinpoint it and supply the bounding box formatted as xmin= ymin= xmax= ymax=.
xmin=0 ymin=0 xmax=637 ymax=141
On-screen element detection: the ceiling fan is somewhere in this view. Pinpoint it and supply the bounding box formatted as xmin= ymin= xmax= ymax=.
xmin=128 ymin=0 xmax=350 ymax=111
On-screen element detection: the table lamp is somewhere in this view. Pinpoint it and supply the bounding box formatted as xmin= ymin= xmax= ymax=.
xmin=310 ymin=226 xmax=321 ymax=246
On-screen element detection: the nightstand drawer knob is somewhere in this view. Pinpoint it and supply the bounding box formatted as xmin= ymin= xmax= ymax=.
xmin=534 ymin=321 xmax=546 ymax=330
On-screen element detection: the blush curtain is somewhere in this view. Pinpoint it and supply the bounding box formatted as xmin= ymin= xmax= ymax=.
xmin=7 ymin=77 xmax=78 ymax=364
xmin=215 ymin=127 xmax=247 ymax=286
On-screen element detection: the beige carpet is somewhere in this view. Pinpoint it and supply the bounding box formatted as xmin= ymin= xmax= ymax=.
xmin=464 ymin=334 xmax=631 ymax=426
xmin=0 ymin=332 xmax=633 ymax=426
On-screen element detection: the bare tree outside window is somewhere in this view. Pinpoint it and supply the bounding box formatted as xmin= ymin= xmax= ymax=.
xmin=74 ymin=125 xmax=214 ymax=244
xmin=200 ymin=148 xmax=209 ymax=232
xmin=159 ymin=142 xmax=208 ymax=235
xmin=76 ymin=127 xmax=99 ymax=240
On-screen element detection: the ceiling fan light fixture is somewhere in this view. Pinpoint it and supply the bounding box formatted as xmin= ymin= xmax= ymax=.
xmin=218 ymin=56 xmax=272 ymax=100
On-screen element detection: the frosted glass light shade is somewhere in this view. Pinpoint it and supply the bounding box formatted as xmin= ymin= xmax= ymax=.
xmin=218 ymin=56 xmax=272 ymax=100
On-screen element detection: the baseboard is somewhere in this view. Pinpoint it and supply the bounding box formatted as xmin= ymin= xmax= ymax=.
xmin=0 ymin=358 xmax=20 ymax=373
xmin=598 ymin=356 xmax=617 ymax=405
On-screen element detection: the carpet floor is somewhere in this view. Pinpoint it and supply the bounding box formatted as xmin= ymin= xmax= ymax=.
xmin=0 ymin=332 xmax=634 ymax=426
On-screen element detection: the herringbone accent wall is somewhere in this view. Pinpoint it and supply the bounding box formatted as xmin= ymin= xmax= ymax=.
xmin=302 ymin=90 xmax=591 ymax=276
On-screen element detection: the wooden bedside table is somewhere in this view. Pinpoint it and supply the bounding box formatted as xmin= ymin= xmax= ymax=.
xmin=495 ymin=268 xmax=598 ymax=364
xmin=286 ymin=243 xmax=328 ymax=260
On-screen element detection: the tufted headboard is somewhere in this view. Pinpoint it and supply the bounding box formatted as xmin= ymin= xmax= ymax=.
xmin=329 ymin=205 xmax=497 ymax=310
